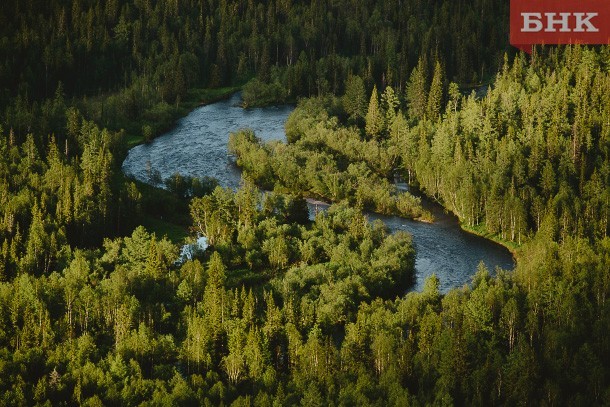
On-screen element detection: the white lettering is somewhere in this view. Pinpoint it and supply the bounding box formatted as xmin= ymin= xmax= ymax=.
xmin=545 ymin=13 xmax=571 ymax=32
xmin=573 ymin=13 xmax=599 ymax=32
xmin=522 ymin=13 xmax=543 ymax=32
xmin=521 ymin=12 xmax=601 ymax=33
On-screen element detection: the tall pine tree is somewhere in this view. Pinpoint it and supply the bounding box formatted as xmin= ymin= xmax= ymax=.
xmin=365 ymin=85 xmax=385 ymax=138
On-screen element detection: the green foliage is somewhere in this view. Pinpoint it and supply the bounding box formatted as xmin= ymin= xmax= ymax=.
xmin=426 ymin=61 xmax=445 ymax=120
xmin=407 ymin=57 xmax=428 ymax=121
xmin=0 ymin=121 xmax=138 ymax=275
xmin=242 ymin=79 xmax=288 ymax=108
xmin=1 ymin=0 xmax=509 ymax=140
xmin=409 ymin=47 xmax=610 ymax=243
xmin=365 ymin=85 xmax=386 ymax=139
xmin=0 ymin=0 xmax=608 ymax=402
xmin=1 ymin=131 xmax=610 ymax=406
xmin=381 ymin=86 xmax=400 ymax=125
xmin=165 ymin=173 xmax=219 ymax=199
xmin=343 ymin=75 xmax=368 ymax=124
xmin=229 ymin=99 xmax=433 ymax=221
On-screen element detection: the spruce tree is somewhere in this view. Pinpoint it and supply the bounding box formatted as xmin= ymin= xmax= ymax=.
xmin=407 ymin=57 xmax=428 ymax=121
xmin=343 ymin=75 xmax=367 ymax=123
xmin=427 ymin=61 xmax=444 ymax=119
xmin=365 ymin=85 xmax=385 ymax=138
xmin=382 ymin=86 xmax=400 ymax=124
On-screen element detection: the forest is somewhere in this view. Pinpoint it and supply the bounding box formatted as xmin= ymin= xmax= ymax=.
xmin=0 ymin=0 xmax=609 ymax=405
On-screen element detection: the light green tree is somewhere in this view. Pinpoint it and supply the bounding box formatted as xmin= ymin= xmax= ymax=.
xmin=343 ymin=75 xmax=368 ymax=123
xmin=365 ymin=85 xmax=385 ymax=139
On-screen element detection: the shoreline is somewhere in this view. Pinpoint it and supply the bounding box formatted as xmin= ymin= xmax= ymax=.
xmin=460 ymin=223 xmax=520 ymax=259
xmin=406 ymin=186 xmax=520 ymax=261
xmin=119 ymin=87 xmax=240 ymax=243
xmin=125 ymin=86 xmax=241 ymax=149
xmin=197 ymin=89 xmax=240 ymax=107
xmin=298 ymin=194 xmax=434 ymax=223
xmin=123 ymin=93 xmax=518 ymax=269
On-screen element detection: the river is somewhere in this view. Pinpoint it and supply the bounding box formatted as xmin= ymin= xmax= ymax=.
xmin=122 ymin=92 xmax=515 ymax=293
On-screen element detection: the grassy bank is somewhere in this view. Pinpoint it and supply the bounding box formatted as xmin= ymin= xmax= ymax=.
xmin=139 ymin=216 xmax=189 ymax=243
xmin=461 ymin=223 xmax=520 ymax=259
xmin=128 ymin=179 xmax=192 ymax=244
xmin=124 ymin=86 xmax=240 ymax=148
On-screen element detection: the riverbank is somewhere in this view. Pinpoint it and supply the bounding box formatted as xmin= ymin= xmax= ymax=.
xmin=124 ymin=86 xmax=240 ymax=149
xmin=132 ymin=179 xmax=191 ymax=243
xmin=461 ymin=223 xmax=520 ymax=259
xmin=406 ymin=185 xmax=520 ymax=261
xmin=303 ymin=196 xmax=434 ymax=223
xmin=120 ymin=87 xmax=240 ymax=242
xmin=121 ymin=94 xmax=515 ymax=288
xmin=304 ymin=193 xmax=517 ymax=277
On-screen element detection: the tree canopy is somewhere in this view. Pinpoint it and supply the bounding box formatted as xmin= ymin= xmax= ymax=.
xmin=0 ymin=0 xmax=608 ymax=403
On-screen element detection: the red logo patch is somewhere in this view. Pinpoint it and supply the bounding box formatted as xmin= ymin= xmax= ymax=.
xmin=510 ymin=0 xmax=610 ymax=53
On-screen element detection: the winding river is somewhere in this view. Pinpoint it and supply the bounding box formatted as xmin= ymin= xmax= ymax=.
xmin=122 ymin=93 xmax=515 ymax=292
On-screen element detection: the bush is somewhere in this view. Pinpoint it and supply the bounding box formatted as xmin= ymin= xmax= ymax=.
xmin=142 ymin=124 xmax=154 ymax=143
xmin=241 ymin=78 xmax=287 ymax=108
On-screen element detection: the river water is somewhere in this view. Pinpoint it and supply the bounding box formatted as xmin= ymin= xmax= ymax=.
xmin=122 ymin=93 xmax=514 ymax=292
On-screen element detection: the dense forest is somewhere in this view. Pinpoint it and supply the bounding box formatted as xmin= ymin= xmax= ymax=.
xmin=1 ymin=0 xmax=610 ymax=405
xmin=235 ymin=46 xmax=610 ymax=245
xmin=228 ymin=126 xmax=433 ymax=221
xmin=1 ymin=0 xmax=509 ymax=139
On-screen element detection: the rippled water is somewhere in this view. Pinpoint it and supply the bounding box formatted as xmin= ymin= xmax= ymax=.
xmin=122 ymin=92 xmax=515 ymax=292
xmin=370 ymin=206 xmax=513 ymax=292
xmin=307 ymin=197 xmax=514 ymax=293
xmin=122 ymin=93 xmax=293 ymax=188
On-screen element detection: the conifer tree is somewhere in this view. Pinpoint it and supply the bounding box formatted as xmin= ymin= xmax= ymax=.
xmin=407 ymin=57 xmax=428 ymax=121
xmin=381 ymin=86 xmax=400 ymax=124
xmin=365 ymin=85 xmax=385 ymax=139
xmin=204 ymin=252 xmax=227 ymax=338
xmin=426 ymin=61 xmax=444 ymax=119
xmin=343 ymin=75 xmax=367 ymax=123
